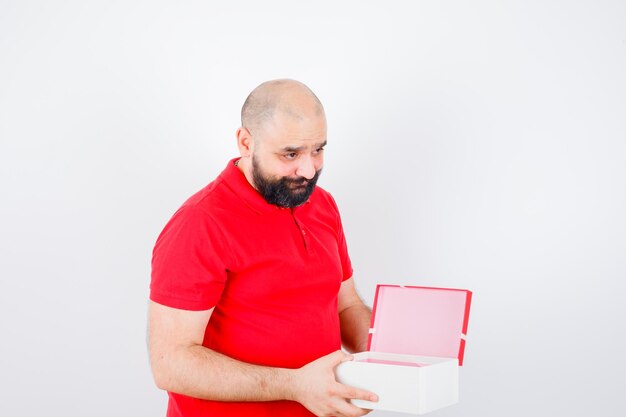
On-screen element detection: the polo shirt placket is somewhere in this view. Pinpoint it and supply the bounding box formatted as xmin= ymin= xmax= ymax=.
xmin=291 ymin=208 xmax=310 ymax=251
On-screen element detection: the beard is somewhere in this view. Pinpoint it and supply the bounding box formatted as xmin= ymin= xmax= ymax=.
xmin=251 ymin=155 xmax=322 ymax=208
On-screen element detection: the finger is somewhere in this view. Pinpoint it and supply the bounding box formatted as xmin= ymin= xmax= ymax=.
xmin=333 ymin=399 xmax=370 ymax=417
xmin=340 ymin=384 xmax=378 ymax=403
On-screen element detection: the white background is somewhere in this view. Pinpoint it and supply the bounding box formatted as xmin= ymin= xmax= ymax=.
xmin=1 ymin=1 xmax=625 ymax=416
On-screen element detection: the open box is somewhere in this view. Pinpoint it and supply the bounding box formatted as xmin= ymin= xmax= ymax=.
xmin=335 ymin=285 xmax=472 ymax=415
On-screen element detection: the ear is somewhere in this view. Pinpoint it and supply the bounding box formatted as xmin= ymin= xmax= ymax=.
xmin=235 ymin=127 xmax=254 ymax=157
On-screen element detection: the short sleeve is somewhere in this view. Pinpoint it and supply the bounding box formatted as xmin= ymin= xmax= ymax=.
xmin=150 ymin=206 xmax=230 ymax=311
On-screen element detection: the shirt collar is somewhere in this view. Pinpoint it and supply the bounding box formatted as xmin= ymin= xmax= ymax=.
xmin=220 ymin=157 xmax=311 ymax=215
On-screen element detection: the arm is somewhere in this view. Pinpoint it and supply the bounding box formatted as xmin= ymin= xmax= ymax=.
xmin=147 ymin=300 xmax=377 ymax=416
xmin=338 ymin=278 xmax=372 ymax=353
xmin=148 ymin=301 xmax=288 ymax=401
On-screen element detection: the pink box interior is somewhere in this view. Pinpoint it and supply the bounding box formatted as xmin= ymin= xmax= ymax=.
xmin=358 ymin=358 xmax=427 ymax=367
xmin=368 ymin=285 xmax=472 ymax=365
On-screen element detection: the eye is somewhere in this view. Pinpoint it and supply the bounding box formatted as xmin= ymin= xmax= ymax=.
xmin=284 ymin=152 xmax=298 ymax=160
xmin=313 ymin=147 xmax=325 ymax=155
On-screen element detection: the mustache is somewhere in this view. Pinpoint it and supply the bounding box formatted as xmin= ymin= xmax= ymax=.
xmin=283 ymin=172 xmax=321 ymax=186
xmin=284 ymin=169 xmax=322 ymax=187
xmin=285 ymin=177 xmax=310 ymax=186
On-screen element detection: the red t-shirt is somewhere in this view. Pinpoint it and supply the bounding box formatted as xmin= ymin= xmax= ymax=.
xmin=150 ymin=158 xmax=353 ymax=417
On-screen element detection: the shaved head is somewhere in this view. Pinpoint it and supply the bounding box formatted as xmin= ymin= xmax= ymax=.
xmin=235 ymin=79 xmax=327 ymax=206
xmin=241 ymin=79 xmax=325 ymax=135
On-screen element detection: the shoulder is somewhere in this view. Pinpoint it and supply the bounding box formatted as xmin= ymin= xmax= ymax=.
xmin=154 ymin=179 xmax=236 ymax=257
xmin=156 ymin=177 xmax=237 ymax=241
xmin=179 ymin=175 xmax=237 ymax=216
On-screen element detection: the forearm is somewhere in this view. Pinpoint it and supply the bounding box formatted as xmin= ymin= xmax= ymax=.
xmin=152 ymin=344 xmax=294 ymax=402
xmin=151 ymin=343 xmax=380 ymax=417
xmin=339 ymin=303 xmax=372 ymax=353
xmin=148 ymin=296 xmax=378 ymax=416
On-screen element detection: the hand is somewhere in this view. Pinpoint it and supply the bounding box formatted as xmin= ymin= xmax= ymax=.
xmin=289 ymin=350 xmax=378 ymax=417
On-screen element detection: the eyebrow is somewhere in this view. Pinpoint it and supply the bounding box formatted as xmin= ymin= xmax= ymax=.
xmin=280 ymin=140 xmax=327 ymax=153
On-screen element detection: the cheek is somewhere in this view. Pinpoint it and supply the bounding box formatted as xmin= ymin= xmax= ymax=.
xmin=283 ymin=164 xmax=302 ymax=178
xmin=265 ymin=158 xmax=294 ymax=178
xmin=255 ymin=152 xmax=283 ymax=175
xmin=314 ymin=155 xmax=324 ymax=170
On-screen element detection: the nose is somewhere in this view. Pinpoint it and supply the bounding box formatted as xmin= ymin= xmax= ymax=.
xmin=295 ymin=155 xmax=316 ymax=180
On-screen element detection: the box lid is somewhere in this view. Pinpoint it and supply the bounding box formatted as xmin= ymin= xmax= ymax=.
xmin=368 ymin=285 xmax=472 ymax=365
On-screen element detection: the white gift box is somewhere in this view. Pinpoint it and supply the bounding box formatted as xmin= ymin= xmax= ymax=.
xmin=335 ymin=285 xmax=472 ymax=415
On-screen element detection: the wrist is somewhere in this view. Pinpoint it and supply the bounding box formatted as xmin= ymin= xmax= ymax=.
xmin=279 ymin=367 xmax=300 ymax=402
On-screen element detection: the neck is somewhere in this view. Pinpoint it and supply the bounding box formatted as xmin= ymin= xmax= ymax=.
xmin=235 ymin=157 xmax=258 ymax=192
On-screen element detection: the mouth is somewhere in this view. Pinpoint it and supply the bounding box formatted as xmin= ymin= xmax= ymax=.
xmin=290 ymin=184 xmax=308 ymax=192
xmin=288 ymin=180 xmax=308 ymax=188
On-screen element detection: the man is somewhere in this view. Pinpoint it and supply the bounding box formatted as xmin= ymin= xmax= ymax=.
xmin=148 ymin=79 xmax=377 ymax=417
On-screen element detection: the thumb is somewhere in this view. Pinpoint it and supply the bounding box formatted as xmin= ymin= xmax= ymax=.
xmin=326 ymin=350 xmax=353 ymax=366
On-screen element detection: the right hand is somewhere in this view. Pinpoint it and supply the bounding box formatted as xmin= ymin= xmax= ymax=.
xmin=289 ymin=350 xmax=378 ymax=417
